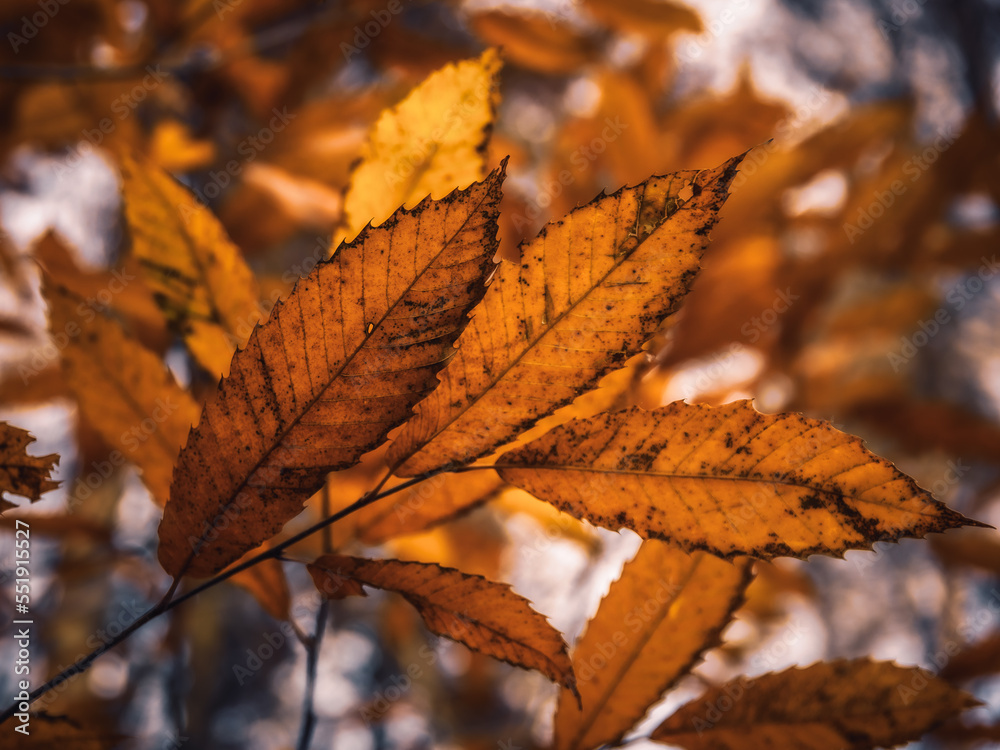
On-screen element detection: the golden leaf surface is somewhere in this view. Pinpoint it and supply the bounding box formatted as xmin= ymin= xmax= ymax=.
xmin=157 ymin=165 xmax=507 ymax=579
xmin=389 ymin=154 xmax=746 ymax=476
xmin=307 ymin=553 xmax=575 ymax=690
xmin=118 ymin=153 xmax=262 ymax=376
xmin=495 ymin=401 xmax=978 ymax=560
xmin=554 ymin=541 xmax=751 ymax=750
xmin=651 ymin=659 xmax=978 ymax=749
xmin=339 ymin=49 xmax=502 ymax=242
xmin=0 ymin=421 xmax=59 ymax=512
xmin=46 ymin=284 xmax=200 ymax=508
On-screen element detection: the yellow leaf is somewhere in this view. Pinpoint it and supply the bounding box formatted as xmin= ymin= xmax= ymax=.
xmin=495 ymin=401 xmax=979 ymax=560
xmin=148 ymin=119 xmax=216 ymax=172
xmin=157 ymin=165 xmax=507 ymax=579
xmin=554 ymin=541 xmax=750 ymax=750
xmin=581 ymin=0 xmax=702 ymax=35
xmin=117 ymin=153 xmax=262 ymax=377
xmin=0 ymin=421 xmax=59 ymax=512
xmin=651 ymin=659 xmax=979 ymax=749
xmin=339 ymin=49 xmax=502 ymax=243
xmin=307 ymin=554 xmax=576 ymax=690
xmin=45 ymin=284 xmax=200 ymax=509
xmin=388 ymin=154 xmax=746 ymax=476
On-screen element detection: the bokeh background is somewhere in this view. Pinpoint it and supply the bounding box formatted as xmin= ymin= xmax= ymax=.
xmin=2 ymin=0 xmax=1000 ymax=747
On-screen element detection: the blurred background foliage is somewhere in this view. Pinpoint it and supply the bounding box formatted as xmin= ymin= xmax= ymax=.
xmin=2 ymin=0 xmax=1000 ymax=747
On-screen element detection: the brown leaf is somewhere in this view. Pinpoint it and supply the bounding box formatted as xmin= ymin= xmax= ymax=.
xmin=495 ymin=401 xmax=980 ymax=560
xmin=581 ymin=0 xmax=702 ymax=35
xmin=554 ymin=541 xmax=750 ymax=750
xmin=939 ymin=630 xmax=1000 ymax=683
xmin=651 ymin=659 xmax=979 ymax=749
xmin=388 ymin=154 xmax=747 ymax=476
xmin=157 ymin=164 xmax=507 ymax=579
xmin=468 ymin=11 xmax=599 ymax=74
xmin=45 ymin=284 xmax=201 ymax=509
xmin=0 ymin=421 xmax=59 ymax=511
xmin=117 ymin=152 xmax=263 ymax=377
xmin=307 ymin=554 xmax=576 ymax=690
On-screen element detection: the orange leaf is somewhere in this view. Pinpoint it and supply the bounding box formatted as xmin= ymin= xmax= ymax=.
xmin=157 ymin=165 xmax=507 ymax=579
xmin=389 ymin=154 xmax=747 ymax=476
xmin=651 ymin=659 xmax=979 ymax=749
xmin=496 ymin=401 xmax=979 ymax=560
xmin=308 ymin=554 xmax=576 ymax=690
xmin=554 ymin=541 xmax=750 ymax=750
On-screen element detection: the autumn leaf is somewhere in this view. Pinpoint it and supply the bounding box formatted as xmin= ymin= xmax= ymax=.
xmin=0 ymin=421 xmax=59 ymax=512
xmin=554 ymin=541 xmax=750 ymax=750
xmin=44 ymin=284 xmax=201 ymax=508
xmin=351 ymin=468 xmax=506 ymax=544
xmin=46 ymin=286 xmax=287 ymax=617
xmin=495 ymin=401 xmax=978 ymax=560
xmin=389 ymin=154 xmax=746 ymax=476
xmin=307 ymin=554 xmax=576 ymax=690
xmin=650 ymin=659 xmax=979 ymax=749
xmin=581 ymin=0 xmax=702 ymax=36
xmin=468 ymin=12 xmax=599 ymax=74
xmin=117 ymin=152 xmax=262 ymax=377
xmin=339 ymin=49 xmax=502 ymax=242
xmin=157 ymin=164 xmax=507 ymax=579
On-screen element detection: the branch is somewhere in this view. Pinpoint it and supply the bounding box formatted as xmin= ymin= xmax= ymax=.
xmin=0 ymin=468 xmax=450 ymax=722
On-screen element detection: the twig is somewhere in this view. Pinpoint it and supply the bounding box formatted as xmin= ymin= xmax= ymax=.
xmin=0 ymin=468 xmax=451 ymax=722
xmin=296 ymin=600 xmax=329 ymax=750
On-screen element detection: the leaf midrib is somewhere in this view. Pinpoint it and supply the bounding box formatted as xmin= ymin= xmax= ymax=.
xmin=494 ymin=465 xmax=941 ymax=516
xmin=184 ymin=179 xmax=497 ymax=559
xmin=565 ymin=556 xmax=701 ymax=750
xmin=400 ymin=173 xmax=698 ymax=468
